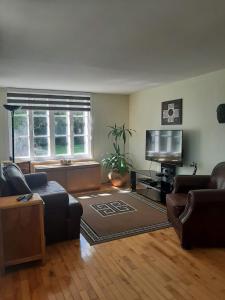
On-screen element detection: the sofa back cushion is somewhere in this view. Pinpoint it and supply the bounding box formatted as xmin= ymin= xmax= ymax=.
xmin=3 ymin=163 xmax=31 ymax=195
xmin=210 ymin=162 xmax=225 ymax=189
xmin=0 ymin=164 xmax=12 ymax=196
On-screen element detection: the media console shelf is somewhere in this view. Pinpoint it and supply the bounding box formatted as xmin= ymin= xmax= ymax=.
xmin=131 ymin=164 xmax=176 ymax=202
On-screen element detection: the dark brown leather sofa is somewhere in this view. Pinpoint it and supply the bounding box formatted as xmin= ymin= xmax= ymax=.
xmin=0 ymin=163 xmax=83 ymax=244
xmin=25 ymin=172 xmax=83 ymax=244
xmin=166 ymin=162 xmax=225 ymax=249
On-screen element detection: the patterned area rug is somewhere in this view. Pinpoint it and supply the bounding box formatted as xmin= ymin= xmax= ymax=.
xmin=91 ymin=200 xmax=136 ymax=217
xmin=76 ymin=191 xmax=170 ymax=245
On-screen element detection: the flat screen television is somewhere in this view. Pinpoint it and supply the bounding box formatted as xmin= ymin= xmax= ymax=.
xmin=145 ymin=130 xmax=183 ymax=165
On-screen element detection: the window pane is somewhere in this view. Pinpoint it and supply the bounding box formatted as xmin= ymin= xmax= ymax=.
xmin=74 ymin=117 xmax=85 ymax=134
xmin=14 ymin=116 xmax=28 ymax=136
xmin=55 ymin=112 xmax=66 ymax=116
xmin=15 ymin=109 xmax=27 ymax=116
xmin=34 ymin=117 xmax=48 ymax=136
xmin=73 ymin=112 xmax=84 ymax=117
xmin=15 ymin=137 xmax=29 ymax=157
xmin=55 ymin=136 xmax=68 ymax=155
xmin=34 ymin=137 xmax=48 ymax=156
xmin=55 ymin=116 xmax=67 ymax=135
xmin=74 ymin=136 xmax=85 ymax=153
xmin=33 ymin=111 xmax=47 ymax=116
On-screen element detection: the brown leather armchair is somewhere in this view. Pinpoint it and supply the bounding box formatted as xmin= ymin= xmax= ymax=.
xmin=166 ymin=162 xmax=225 ymax=249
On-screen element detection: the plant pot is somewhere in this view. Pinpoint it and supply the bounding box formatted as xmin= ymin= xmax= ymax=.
xmin=108 ymin=171 xmax=129 ymax=187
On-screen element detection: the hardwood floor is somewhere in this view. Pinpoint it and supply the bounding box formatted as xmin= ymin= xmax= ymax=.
xmin=0 ymin=227 xmax=225 ymax=300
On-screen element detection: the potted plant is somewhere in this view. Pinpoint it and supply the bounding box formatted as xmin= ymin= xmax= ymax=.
xmin=102 ymin=124 xmax=135 ymax=187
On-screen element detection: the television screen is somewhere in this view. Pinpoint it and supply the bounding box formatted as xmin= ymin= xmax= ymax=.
xmin=145 ymin=130 xmax=183 ymax=164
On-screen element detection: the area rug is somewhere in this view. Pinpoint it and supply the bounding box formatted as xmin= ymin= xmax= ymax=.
xmin=76 ymin=191 xmax=171 ymax=245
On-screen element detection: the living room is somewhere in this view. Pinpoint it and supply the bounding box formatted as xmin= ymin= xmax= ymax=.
xmin=1 ymin=1 xmax=225 ymax=299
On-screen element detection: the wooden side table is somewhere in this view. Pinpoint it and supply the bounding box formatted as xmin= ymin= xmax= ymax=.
xmin=0 ymin=193 xmax=45 ymax=275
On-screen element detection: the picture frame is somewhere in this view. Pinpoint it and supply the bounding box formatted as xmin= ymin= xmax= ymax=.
xmin=161 ymin=98 xmax=183 ymax=125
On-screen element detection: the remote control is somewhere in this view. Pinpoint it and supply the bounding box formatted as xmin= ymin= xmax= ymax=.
xmin=17 ymin=195 xmax=25 ymax=201
xmin=17 ymin=193 xmax=33 ymax=202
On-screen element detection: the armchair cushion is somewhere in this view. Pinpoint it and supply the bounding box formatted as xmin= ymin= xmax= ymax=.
xmin=173 ymin=175 xmax=211 ymax=193
xmin=3 ymin=163 xmax=31 ymax=195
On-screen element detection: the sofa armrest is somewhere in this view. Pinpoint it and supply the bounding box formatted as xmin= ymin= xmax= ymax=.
xmin=67 ymin=194 xmax=83 ymax=239
xmin=42 ymin=192 xmax=69 ymax=208
xmin=25 ymin=172 xmax=48 ymax=189
xmin=68 ymin=195 xmax=83 ymax=218
xmin=173 ymin=175 xmax=211 ymax=193
xmin=180 ymin=189 xmax=225 ymax=224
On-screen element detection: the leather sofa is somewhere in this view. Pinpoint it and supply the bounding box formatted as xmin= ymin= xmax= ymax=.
xmin=166 ymin=162 xmax=225 ymax=249
xmin=0 ymin=163 xmax=83 ymax=244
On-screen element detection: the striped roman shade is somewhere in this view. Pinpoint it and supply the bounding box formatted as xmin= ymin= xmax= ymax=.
xmin=7 ymin=90 xmax=91 ymax=111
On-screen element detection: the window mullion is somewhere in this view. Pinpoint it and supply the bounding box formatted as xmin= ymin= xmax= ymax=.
xmin=67 ymin=111 xmax=71 ymax=156
xmin=87 ymin=111 xmax=92 ymax=158
xmin=29 ymin=111 xmax=34 ymax=159
xmin=49 ymin=111 xmax=55 ymax=158
xmin=70 ymin=111 xmax=74 ymax=157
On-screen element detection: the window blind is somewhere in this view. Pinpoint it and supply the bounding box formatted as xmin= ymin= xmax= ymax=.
xmin=7 ymin=91 xmax=91 ymax=111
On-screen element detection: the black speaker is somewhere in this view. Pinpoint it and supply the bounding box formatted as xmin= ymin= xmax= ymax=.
xmin=217 ymin=104 xmax=225 ymax=123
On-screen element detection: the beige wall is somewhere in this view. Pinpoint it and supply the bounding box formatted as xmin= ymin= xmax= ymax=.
xmin=92 ymin=93 xmax=129 ymax=162
xmin=92 ymin=93 xmax=129 ymax=180
xmin=0 ymin=89 xmax=129 ymax=181
xmin=129 ymin=68 xmax=225 ymax=175
xmin=2 ymin=67 xmax=225 ymax=178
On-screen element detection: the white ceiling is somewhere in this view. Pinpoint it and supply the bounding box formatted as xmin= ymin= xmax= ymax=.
xmin=1 ymin=0 xmax=225 ymax=94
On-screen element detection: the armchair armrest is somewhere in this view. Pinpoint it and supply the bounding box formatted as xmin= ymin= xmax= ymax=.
xmin=173 ymin=175 xmax=211 ymax=193
xmin=24 ymin=172 xmax=48 ymax=189
xmin=180 ymin=189 xmax=225 ymax=224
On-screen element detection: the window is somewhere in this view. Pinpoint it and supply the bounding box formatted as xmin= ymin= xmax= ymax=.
xmin=7 ymin=90 xmax=91 ymax=160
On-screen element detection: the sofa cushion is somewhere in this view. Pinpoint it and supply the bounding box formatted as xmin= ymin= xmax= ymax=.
xmin=3 ymin=163 xmax=31 ymax=195
xmin=166 ymin=193 xmax=188 ymax=218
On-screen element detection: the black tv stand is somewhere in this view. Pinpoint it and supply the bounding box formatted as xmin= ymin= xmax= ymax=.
xmin=130 ymin=164 xmax=176 ymax=202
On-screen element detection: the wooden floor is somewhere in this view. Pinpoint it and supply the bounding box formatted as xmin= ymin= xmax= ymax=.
xmin=1 ymin=185 xmax=225 ymax=299
xmin=1 ymin=228 xmax=225 ymax=300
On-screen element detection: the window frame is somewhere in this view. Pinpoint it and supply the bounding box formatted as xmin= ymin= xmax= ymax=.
xmin=14 ymin=110 xmax=30 ymax=158
xmin=32 ymin=110 xmax=50 ymax=158
xmin=13 ymin=109 xmax=92 ymax=161
xmin=53 ymin=111 xmax=71 ymax=157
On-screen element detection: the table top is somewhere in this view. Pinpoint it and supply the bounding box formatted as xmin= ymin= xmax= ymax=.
xmin=0 ymin=193 xmax=43 ymax=210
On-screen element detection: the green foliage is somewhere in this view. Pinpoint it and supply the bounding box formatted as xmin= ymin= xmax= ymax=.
xmin=102 ymin=123 xmax=135 ymax=175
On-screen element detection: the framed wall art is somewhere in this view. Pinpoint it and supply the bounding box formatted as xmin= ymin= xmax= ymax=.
xmin=161 ymin=98 xmax=183 ymax=125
